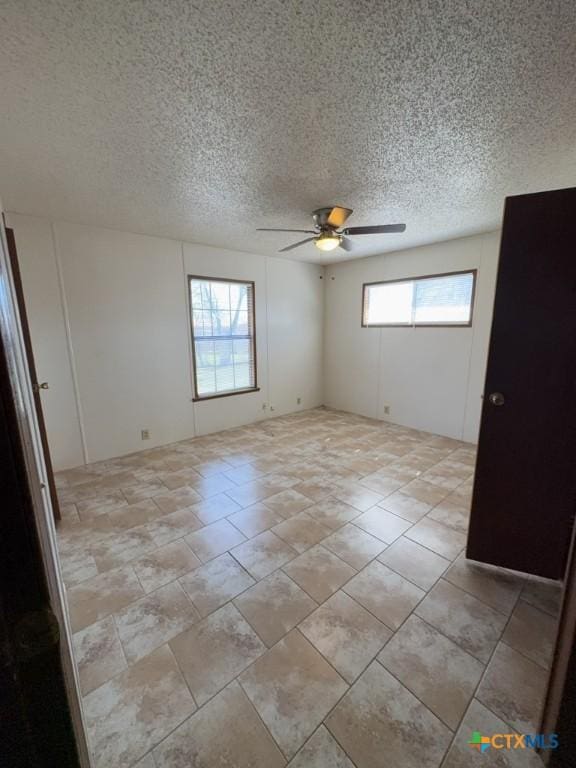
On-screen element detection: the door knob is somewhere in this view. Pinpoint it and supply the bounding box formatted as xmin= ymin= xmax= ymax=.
xmin=36 ymin=382 xmax=49 ymax=391
xmin=488 ymin=392 xmax=505 ymax=406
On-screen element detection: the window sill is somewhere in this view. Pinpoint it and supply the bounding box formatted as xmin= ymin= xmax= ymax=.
xmin=192 ymin=387 xmax=260 ymax=403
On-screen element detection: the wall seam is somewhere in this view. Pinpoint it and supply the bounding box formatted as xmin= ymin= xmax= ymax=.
xmin=51 ymin=222 xmax=89 ymax=465
xmin=181 ymin=241 xmax=198 ymax=438
xmin=461 ymin=236 xmax=484 ymax=442
xmin=263 ymin=256 xmax=271 ymax=417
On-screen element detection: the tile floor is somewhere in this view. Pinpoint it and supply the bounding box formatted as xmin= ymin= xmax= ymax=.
xmin=56 ymin=407 xmax=561 ymax=768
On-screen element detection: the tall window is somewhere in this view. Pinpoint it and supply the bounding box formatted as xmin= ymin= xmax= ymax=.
xmin=362 ymin=270 xmax=476 ymax=327
xmin=189 ymin=277 xmax=257 ymax=400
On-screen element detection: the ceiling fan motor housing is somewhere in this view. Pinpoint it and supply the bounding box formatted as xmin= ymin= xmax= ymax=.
xmin=312 ymin=207 xmax=337 ymax=230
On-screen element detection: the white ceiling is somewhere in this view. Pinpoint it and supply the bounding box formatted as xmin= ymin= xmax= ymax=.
xmin=1 ymin=1 xmax=575 ymax=264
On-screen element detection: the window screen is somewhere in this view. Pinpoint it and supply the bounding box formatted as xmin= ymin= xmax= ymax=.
xmin=189 ymin=277 xmax=257 ymax=400
xmin=362 ymin=271 xmax=475 ymax=327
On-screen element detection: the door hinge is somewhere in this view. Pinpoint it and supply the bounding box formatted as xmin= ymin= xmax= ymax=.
xmin=13 ymin=608 xmax=60 ymax=662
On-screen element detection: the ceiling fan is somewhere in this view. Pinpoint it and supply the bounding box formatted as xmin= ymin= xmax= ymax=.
xmin=257 ymin=206 xmax=406 ymax=253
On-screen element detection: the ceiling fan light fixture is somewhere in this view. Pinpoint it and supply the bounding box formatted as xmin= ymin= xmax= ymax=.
xmin=314 ymin=233 xmax=341 ymax=251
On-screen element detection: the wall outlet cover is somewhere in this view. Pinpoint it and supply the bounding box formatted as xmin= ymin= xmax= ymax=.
xmin=383 ymin=406 xmax=390 ymax=415
xmin=141 ymin=429 xmax=150 ymax=440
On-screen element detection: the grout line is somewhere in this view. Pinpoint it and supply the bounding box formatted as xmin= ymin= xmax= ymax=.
xmin=51 ymin=221 xmax=90 ymax=465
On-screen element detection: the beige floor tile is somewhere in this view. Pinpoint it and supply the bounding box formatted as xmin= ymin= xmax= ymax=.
xmin=108 ymin=498 xmax=162 ymax=530
xmin=325 ymin=661 xmax=452 ymax=768
xmin=133 ymin=754 xmax=157 ymax=768
xmin=62 ymin=556 xmax=99 ymax=588
xmin=283 ymin=545 xmax=356 ymax=603
xmin=170 ymin=603 xmax=265 ymax=705
xmin=300 ymin=591 xmax=392 ymax=683
xmin=76 ymin=490 xmax=128 ymax=520
xmin=401 ymin=478 xmax=450 ymax=506
xmin=84 ymin=645 xmax=195 ymax=768
xmin=179 ymin=552 xmax=255 ymax=616
xmin=133 ymin=540 xmax=201 ymax=593
xmin=293 ymin=479 xmax=337 ymax=502
xmin=378 ymin=614 xmax=484 ymax=729
xmin=231 ymin=530 xmax=298 ymax=579
xmin=153 ymin=485 xmax=202 ymax=514
xmin=405 ymin=517 xmax=466 ymax=560
xmin=443 ymin=699 xmax=545 ymax=768
xmin=331 ymin=483 xmax=383 ymax=512
xmin=263 ymin=488 xmax=314 ymax=517
xmin=305 ymin=497 xmax=361 ymax=530
xmin=190 ymin=472 xmax=238 ymax=498
xmin=90 ymin=526 xmax=157 ymax=572
xmin=322 ymin=523 xmax=386 ymax=569
xmin=427 ymin=499 xmax=469 ymax=533
xmin=503 ymin=599 xmax=558 ymax=670
xmin=189 ymin=492 xmax=242 ymax=524
xmin=477 ymin=642 xmax=548 ymax=732
xmin=444 ymin=555 xmax=524 ymax=614
xmin=225 ymin=480 xmax=280 ymax=507
xmin=343 ymin=561 xmax=424 ymax=630
xmin=415 ymin=580 xmax=507 ymax=663
xmin=353 ymin=507 xmax=412 ymax=544
xmin=378 ymin=490 xmax=432 ymax=522
xmin=227 ymin=502 xmax=284 ymax=537
xmin=521 ymin=578 xmax=563 ymax=617
xmin=288 ymin=725 xmax=354 ymax=768
xmin=73 ymin=616 xmax=127 ymax=695
xmin=235 ymin=570 xmax=316 ymax=647
xmin=115 ymin=581 xmax=201 ymax=663
xmin=185 ymin=518 xmax=246 ymax=562
xmin=239 ymin=629 xmax=348 ymax=758
xmin=359 ymin=473 xmax=404 ymax=497
xmin=154 ymin=681 xmax=285 ymax=768
xmin=378 ymin=536 xmax=449 ymax=590
xmin=272 ymin=512 xmax=332 ymax=553
xmin=145 ymin=507 xmax=203 ymax=547
xmin=223 ymin=463 xmax=268 ymax=485
xmin=67 ymin=565 xmax=144 ymax=632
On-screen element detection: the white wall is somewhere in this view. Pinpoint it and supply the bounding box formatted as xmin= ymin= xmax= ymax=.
xmin=8 ymin=214 xmax=324 ymax=469
xmin=323 ymin=233 xmax=500 ymax=443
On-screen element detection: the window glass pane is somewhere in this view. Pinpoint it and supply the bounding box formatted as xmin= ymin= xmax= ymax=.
xmin=190 ymin=278 xmax=256 ymax=398
xmin=231 ymin=310 xmax=249 ymax=336
xmin=234 ymin=364 xmax=251 ymax=389
xmin=192 ymin=309 xmax=213 ymax=337
xmin=413 ymin=273 xmax=474 ymax=324
xmin=365 ymin=282 xmax=413 ymax=325
xmin=230 ymin=283 xmax=248 ymax=312
xmin=210 ymin=281 xmax=231 ymax=311
xmin=363 ymin=272 xmax=474 ymax=327
xmin=196 ymin=367 xmax=216 ymax=396
xmin=232 ymin=338 xmax=250 ymax=365
xmin=194 ymin=338 xmax=215 ymax=367
xmin=215 ymin=365 xmax=235 ymax=392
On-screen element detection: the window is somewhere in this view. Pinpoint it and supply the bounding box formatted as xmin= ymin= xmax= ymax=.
xmin=362 ymin=270 xmax=476 ymax=327
xmin=189 ymin=277 xmax=257 ymax=400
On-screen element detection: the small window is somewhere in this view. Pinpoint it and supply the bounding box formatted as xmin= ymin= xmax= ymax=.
xmin=189 ymin=277 xmax=258 ymax=401
xmin=362 ymin=270 xmax=476 ymax=327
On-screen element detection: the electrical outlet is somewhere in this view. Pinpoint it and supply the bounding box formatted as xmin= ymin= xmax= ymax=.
xmin=261 ymin=403 xmax=267 ymax=411
xmin=297 ymin=397 xmax=302 ymax=405
xmin=383 ymin=405 xmax=390 ymax=416
xmin=141 ymin=429 xmax=150 ymax=440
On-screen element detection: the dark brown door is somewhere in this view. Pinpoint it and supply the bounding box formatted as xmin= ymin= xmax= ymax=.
xmin=5 ymin=225 xmax=61 ymax=522
xmin=467 ymin=187 xmax=576 ymax=579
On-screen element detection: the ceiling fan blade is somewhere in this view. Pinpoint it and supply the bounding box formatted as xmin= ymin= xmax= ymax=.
xmin=279 ymin=237 xmax=317 ymax=253
xmin=339 ymin=236 xmax=354 ymax=252
xmin=343 ymin=224 xmax=406 ymax=235
xmin=327 ymin=206 xmax=353 ymax=228
xmin=257 ymin=228 xmax=316 ymax=233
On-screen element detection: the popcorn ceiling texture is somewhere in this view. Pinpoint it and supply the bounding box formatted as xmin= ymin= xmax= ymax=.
xmin=1 ymin=0 xmax=575 ymax=263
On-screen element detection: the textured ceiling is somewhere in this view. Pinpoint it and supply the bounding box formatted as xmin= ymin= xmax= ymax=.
xmin=1 ymin=1 xmax=575 ymax=264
